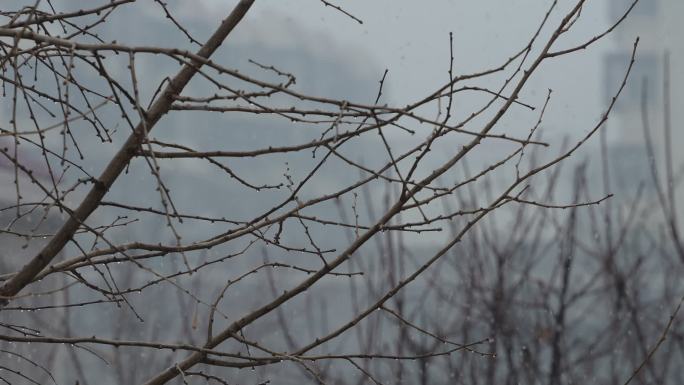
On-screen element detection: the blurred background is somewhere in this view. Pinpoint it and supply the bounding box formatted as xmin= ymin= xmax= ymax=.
xmin=1 ymin=1 xmax=683 ymax=384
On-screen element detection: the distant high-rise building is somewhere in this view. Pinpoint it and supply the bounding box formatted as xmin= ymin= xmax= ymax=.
xmin=602 ymin=0 xmax=684 ymax=213
xmin=0 ymin=137 xmax=62 ymax=271
xmin=604 ymin=0 xmax=683 ymax=150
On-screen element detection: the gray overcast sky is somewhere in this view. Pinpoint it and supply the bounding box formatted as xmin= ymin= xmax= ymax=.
xmin=184 ymin=1 xmax=631 ymax=146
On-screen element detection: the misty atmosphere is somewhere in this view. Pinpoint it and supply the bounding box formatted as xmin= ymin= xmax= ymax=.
xmin=0 ymin=1 xmax=683 ymax=384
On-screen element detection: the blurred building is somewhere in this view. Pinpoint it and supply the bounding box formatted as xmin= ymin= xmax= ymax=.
xmin=603 ymin=0 xmax=684 ymax=199
xmin=0 ymin=137 xmax=62 ymax=272
xmin=604 ymin=0 xmax=683 ymax=146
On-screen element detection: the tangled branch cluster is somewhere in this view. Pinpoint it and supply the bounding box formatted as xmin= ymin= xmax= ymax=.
xmin=1 ymin=1 xmax=682 ymax=385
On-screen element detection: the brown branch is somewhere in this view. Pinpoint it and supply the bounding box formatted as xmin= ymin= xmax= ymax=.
xmin=0 ymin=0 xmax=257 ymax=304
